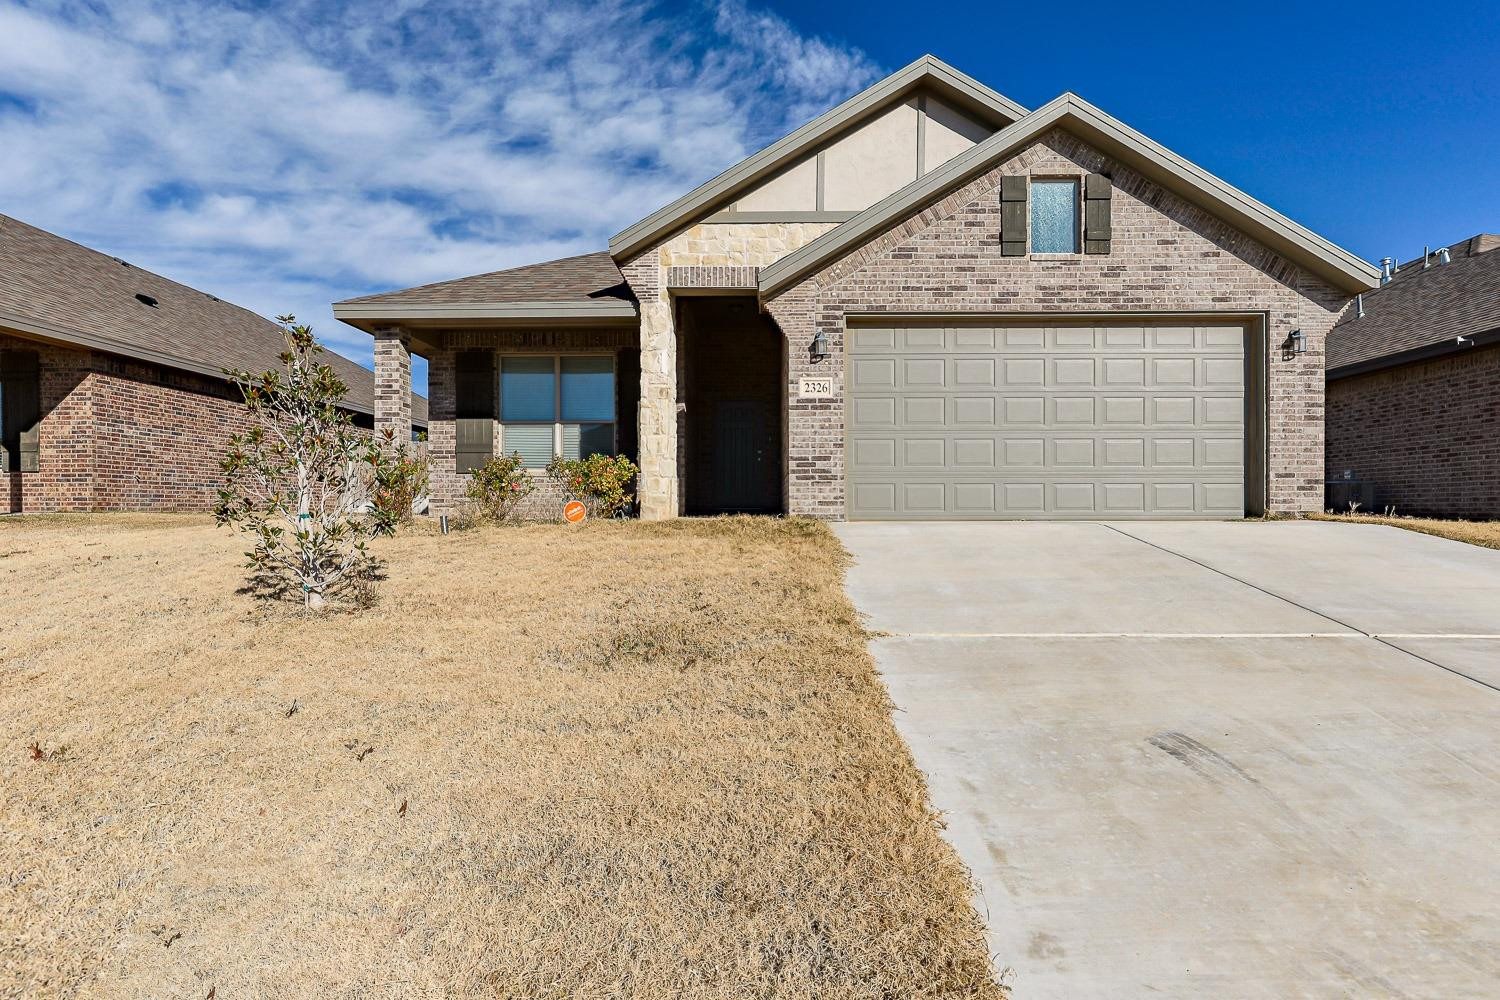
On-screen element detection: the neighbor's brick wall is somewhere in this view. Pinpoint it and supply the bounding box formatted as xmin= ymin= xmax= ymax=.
xmin=1326 ymin=344 xmax=1500 ymax=518
xmin=0 ymin=330 xmax=265 ymax=513
xmin=765 ymin=130 xmax=1350 ymax=518
xmin=424 ymin=327 xmax=638 ymax=517
xmin=1 ymin=332 xmax=94 ymax=513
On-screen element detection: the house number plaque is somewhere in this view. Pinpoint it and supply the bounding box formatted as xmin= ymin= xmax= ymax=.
xmin=798 ymin=376 xmax=833 ymax=398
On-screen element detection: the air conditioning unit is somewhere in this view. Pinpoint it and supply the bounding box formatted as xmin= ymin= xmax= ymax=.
xmin=1325 ymin=479 xmax=1378 ymax=512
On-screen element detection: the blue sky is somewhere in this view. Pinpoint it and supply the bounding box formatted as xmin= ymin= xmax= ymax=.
xmin=3 ymin=1 xmax=1497 ymax=395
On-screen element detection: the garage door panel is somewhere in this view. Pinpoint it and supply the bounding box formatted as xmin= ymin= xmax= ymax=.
xmin=955 ymin=328 xmax=996 ymax=349
xmin=954 ymin=396 xmax=998 ymax=425
xmin=903 ymin=396 xmax=945 ymax=425
xmin=852 ymin=358 xmax=897 ymax=387
xmin=1003 ymin=358 xmax=1046 ymax=385
xmin=851 ymin=396 xmax=897 ymax=427
xmin=847 ymin=320 xmax=1247 ymax=519
xmin=902 ymin=358 xmax=946 ymax=387
xmin=850 ymin=437 xmax=897 ymax=470
xmin=903 ymin=328 xmax=945 ymax=349
xmin=954 ymin=358 xmax=997 ymax=386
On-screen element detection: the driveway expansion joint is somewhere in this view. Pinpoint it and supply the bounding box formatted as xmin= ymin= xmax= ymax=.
xmin=1100 ymin=522 xmax=1500 ymax=695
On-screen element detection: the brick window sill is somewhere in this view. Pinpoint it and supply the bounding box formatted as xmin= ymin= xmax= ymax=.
xmin=1029 ymin=253 xmax=1082 ymax=261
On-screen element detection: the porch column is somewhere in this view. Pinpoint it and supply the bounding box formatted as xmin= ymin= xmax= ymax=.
xmin=637 ymin=299 xmax=678 ymax=520
xmin=373 ymin=325 xmax=412 ymax=447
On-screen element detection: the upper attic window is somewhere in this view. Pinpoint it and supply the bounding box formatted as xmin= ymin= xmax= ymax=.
xmin=1030 ymin=179 xmax=1080 ymax=254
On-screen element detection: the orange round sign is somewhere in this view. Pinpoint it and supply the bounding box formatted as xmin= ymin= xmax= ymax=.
xmin=563 ymin=500 xmax=587 ymax=524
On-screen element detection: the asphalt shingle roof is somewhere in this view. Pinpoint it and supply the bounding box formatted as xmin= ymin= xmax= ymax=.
xmin=339 ymin=251 xmax=630 ymax=307
xmin=1328 ymin=234 xmax=1500 ymax=371
xmin=0 ymin=214 xmax=426 ymax=423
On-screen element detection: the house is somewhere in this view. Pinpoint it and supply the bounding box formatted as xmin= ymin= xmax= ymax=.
xmin=335 ymin=55 xmax=1378 ymax=521
xmin=0 ymin=214 xmax=427 ymax=514
xmin=1326 ymin=235 xmax=1500 ymax=518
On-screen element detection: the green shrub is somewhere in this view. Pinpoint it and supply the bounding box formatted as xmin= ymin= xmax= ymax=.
xmin=546 ymin=453 xmax=638 ymax=518
xmin=466 ymin=453 xmax=534 ymax=521
xmin=370 ymin=440 xmax=429 ymax=526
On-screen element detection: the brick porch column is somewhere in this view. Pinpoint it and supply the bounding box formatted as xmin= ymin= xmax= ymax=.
xmin=373 ymin=325 xmax=412 ymax=447
xmin=637 ymin=299 xmax=678 ymax=520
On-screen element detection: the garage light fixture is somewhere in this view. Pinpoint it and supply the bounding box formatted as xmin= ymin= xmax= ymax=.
xmin=1282 ymin=329 xmax=1306 ymax=359
xmin=809 ymin=330 xmax=830 ymax=363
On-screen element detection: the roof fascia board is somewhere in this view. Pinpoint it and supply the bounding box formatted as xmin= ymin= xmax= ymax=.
xmin=760 ymin=94 xmax=1379 ymax=298
xmin=606 ymin=55 xmax=1027 ymax=262
xmin=0 ymin=308 xmax=381 ymax=418
xmin=1327 ymin=325 xmax=1500 ymax=380
xmin=332 ymin=300 xmax=639 ymax=324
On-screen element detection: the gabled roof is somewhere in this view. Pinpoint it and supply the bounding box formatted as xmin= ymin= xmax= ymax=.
xmin=759 ymin=93 xmax=1381 ymax=298
xmin=0 ymin=214 xmax=425 ymax=424
xmin=333 ymin=252 xmax=636 ymax=332
xmin=1328 ymin=235 xmax=1500 ymax=378
xmin=606 ymin=55 xmax=1028 ymax=262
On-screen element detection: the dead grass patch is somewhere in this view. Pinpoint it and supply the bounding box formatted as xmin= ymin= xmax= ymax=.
xmin=1309 ymin=511 xmax=1500 ymax=551
xmin=0 ymin=514 xmax=999 ymax=999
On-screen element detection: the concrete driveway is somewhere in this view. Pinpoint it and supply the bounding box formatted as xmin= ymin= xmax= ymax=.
xmin=835 ymin=520 xmax=1500 ymax=1000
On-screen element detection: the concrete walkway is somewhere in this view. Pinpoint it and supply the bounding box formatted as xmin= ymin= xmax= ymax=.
xmin=835 ymin=520 xmax=1500 ymax=1000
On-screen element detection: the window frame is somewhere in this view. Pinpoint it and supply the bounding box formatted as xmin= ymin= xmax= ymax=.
xmin=1028 ymin=175 xmax=1082 ymax=256
xmin=497 ymin=352 xmax=618 ymax=469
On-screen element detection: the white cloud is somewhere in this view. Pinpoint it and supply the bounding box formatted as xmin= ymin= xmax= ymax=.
xmin=0 ymin=0 xmax=877 ymax=386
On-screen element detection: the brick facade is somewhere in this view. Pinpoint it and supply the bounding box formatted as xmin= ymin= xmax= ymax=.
xmin=0 ymin=330 xmax=259 ymax=513
xmin=423 ymin=327 xmax=638 ymax=516
xmin=763 ymin=131 xmax=1348 ymax=517
xmin=1326 ymin=345 xmax=1500 ymax=518
xmin=405 ymin=136 xmax=1353 ymax=523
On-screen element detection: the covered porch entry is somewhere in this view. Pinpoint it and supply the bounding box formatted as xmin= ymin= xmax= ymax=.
xmin=675 ymin=295 xmax=785 ymax=516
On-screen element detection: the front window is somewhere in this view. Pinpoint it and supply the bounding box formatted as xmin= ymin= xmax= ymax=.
xmin=1030 ymin=178 xmax=1080 ymax=254
xmin=500 ymin=355 xmax=616 ymax=467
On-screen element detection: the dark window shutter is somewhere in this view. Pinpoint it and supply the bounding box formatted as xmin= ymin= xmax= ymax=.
xmin=0 ymin=350 xmax=41 ymax=474
xmin=1001 ymin=175 xmax=1028 ymax=256
xmin=1084 ymin=173 xmax=1112 ymax=254
xmin=454 ymin=351 xmax=495 ymax=472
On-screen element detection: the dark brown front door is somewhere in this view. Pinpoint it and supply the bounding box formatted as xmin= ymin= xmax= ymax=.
xmin=711 ymin=399 xmax=778 ymax=513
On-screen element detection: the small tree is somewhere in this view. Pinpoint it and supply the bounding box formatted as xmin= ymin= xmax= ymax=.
xmin=215 ymin=316 xmax=403 ymax=611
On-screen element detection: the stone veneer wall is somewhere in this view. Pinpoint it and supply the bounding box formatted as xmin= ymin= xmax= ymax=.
xmin=620 ymin=222 xmax=838 ymax=518
xmin=1326 ymin=344 xmax=1500 ymax=518
xmin=763 ymin=130 xmax=1350 ymax=518
xmin=0 ymin=330 xmax=266 ymax=513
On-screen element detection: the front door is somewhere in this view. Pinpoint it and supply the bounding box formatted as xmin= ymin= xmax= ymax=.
xmin=711 ymin=400 xmax=778 ymax=513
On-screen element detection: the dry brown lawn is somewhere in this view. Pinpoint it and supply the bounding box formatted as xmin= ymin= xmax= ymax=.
xmin=0 ymin=514 xmax=999 ymax=1000
xmin=1309 ymin=511 xmax=1500 ymax=551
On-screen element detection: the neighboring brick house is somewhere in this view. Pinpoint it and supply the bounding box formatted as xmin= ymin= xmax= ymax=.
xmin=336 ymin=55 xmax=1378 ymax=521
xmin=1326 ymin=235 xmax=1500 ymax=518
xmin=0 ymin=215 xmax=427 ymax=514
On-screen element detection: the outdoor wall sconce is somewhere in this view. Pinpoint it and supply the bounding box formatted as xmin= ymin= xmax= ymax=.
xmin=809 ymin=330 xmax=831 ymax=362
xmin=1281 ymin=329 xmax=1306 ymax=360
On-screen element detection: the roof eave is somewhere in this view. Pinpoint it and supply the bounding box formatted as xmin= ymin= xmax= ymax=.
xmin=759 ymin=94 xmax=1380 ymax=299
xmin=1328 ymin=324 xmax=1500 ymax=380
xmin=606 ymin=55 xmax=1027 ymax=262
xmin=332 ymin=299 xmax=640 ymax=333
xmin=0 ymin=307 xmax=398 ymax=420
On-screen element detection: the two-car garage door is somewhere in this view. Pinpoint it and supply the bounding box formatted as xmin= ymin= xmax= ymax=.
xmin=846 ymin=320 xmax=1251 ymax=519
